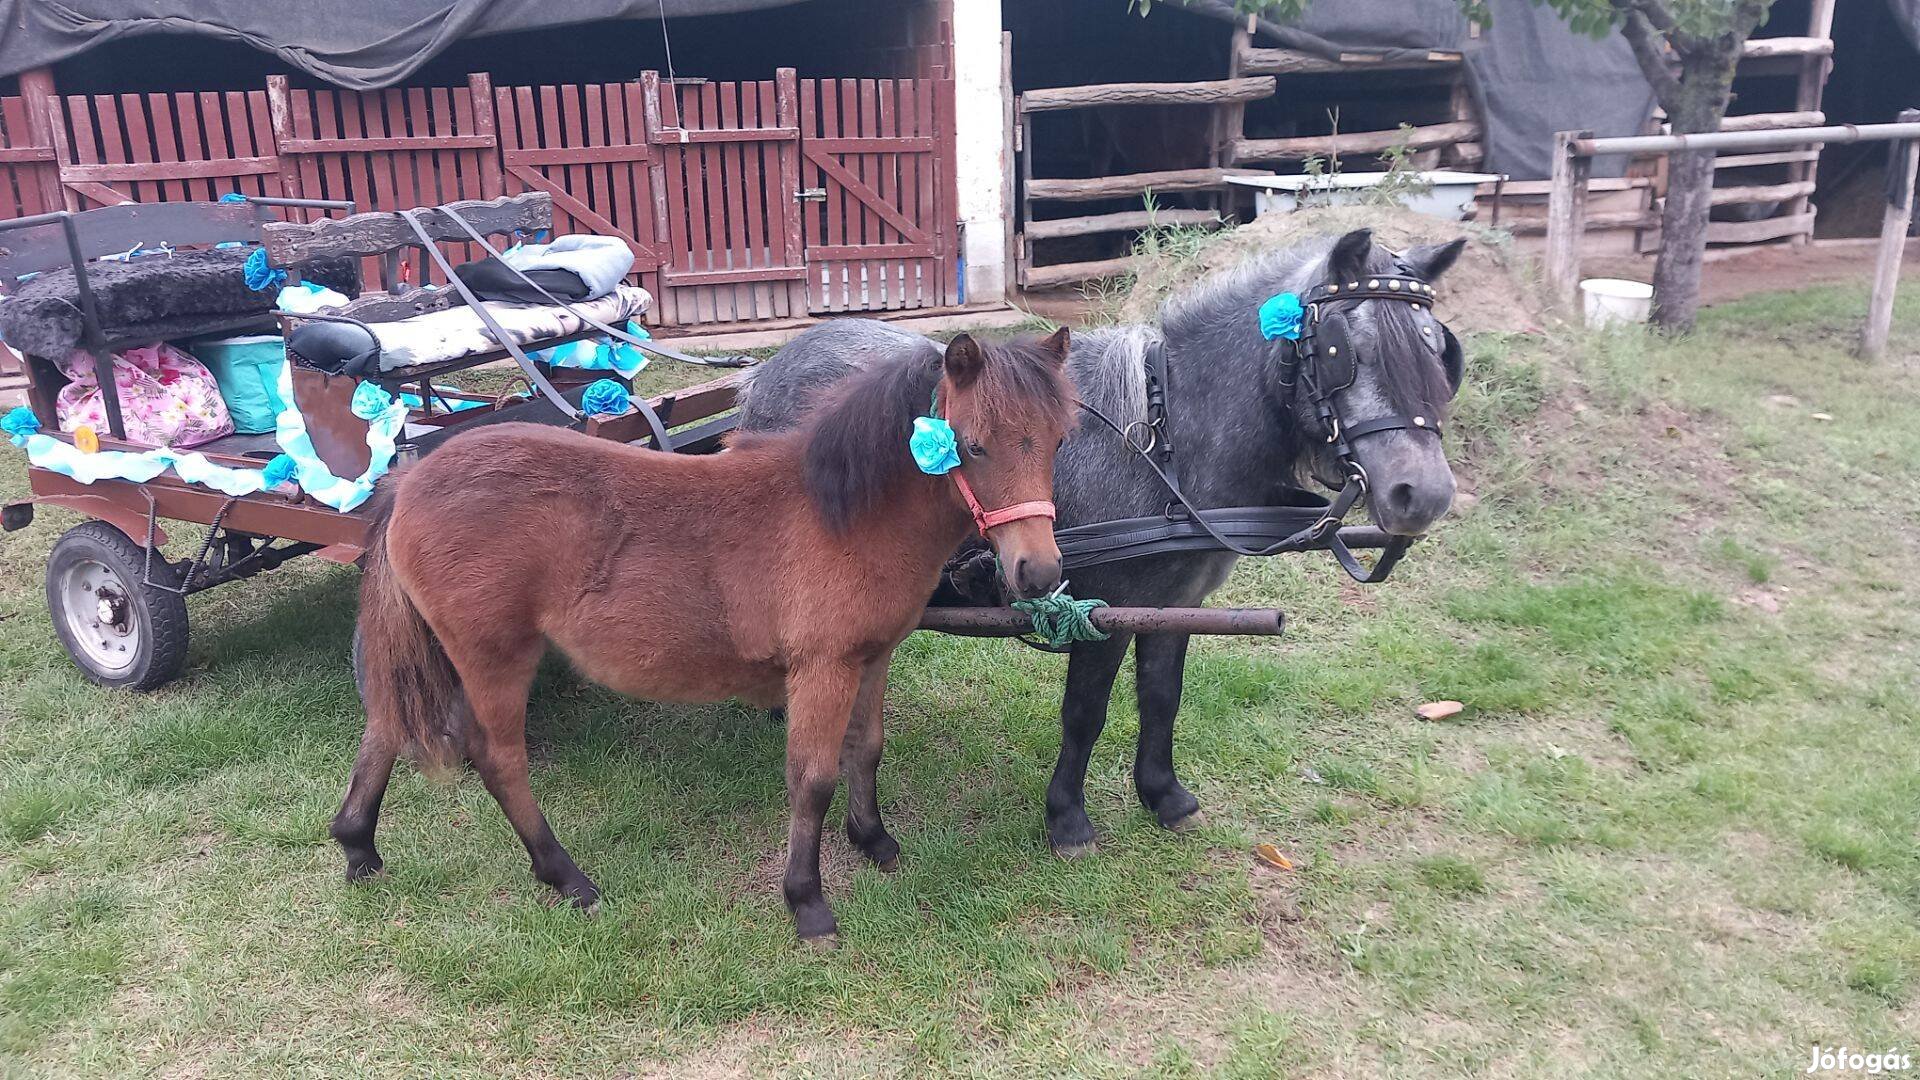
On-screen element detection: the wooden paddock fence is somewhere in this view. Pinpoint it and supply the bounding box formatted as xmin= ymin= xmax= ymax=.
xmin=0 ymin=69 xmax=959 ymax=326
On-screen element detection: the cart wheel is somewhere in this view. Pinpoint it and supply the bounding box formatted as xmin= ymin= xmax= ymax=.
xmin=45 ymin=521 xmax=189 ymax=691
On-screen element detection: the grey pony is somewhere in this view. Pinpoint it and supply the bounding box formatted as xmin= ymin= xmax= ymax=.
xmin=737 ymin=228 xmax=1466 ymax=856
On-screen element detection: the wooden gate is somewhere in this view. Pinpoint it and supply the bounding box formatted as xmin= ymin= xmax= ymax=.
xmin=799 ymin=77 xmax=956 ymax=313
xmin=495 ymin=82 xmax=666 ymax=304
xmin=646 ymin=70 xmax=806 ymax=326
xmin=50 ymin=90 xmax=283 ymax=209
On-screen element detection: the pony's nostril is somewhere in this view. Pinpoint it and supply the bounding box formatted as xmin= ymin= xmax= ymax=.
xmin=1388 ymin=482 xmax=1417 ymax=515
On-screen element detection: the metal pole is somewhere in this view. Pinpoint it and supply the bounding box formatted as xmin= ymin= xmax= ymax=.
xmin=1573 ymin=120 xmax=1920 ymax=158
xmin=917 ymin=606 xmax=1286 ymax=637
xmin=1861 ymin=109 xmax=1920 ymax=360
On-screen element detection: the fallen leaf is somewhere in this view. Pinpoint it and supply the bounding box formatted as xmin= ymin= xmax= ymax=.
xmin=1416 ymin=700 xmax=1465 ymax=721
xmin=1254 ymin=843 xmax=1295 ymax=870
xmin=1300 ymin=767 xmax=1325 ymax=785
xmin=1810 ymin=412 xmax=1834 ymax=422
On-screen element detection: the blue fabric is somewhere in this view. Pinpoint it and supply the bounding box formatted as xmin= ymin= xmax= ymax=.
xmin=11 ymin=435 xmax=286 ymax=497
xmin=3 ymin=406 xmax=39 ymax=446
xmin=531 ymin=320 xmax=652 ymax=378
xmin=1259 ymin=292 xmax=1305 ymax=341
xmin=192 ymin=334 xmax=286 ymax=434
xmin=581 ymin=379 xmax=630 ymax=417
xmin=219 ymin=192 xmax=249 ymax=203
xmin=910 ymin=416 xmax=960 ymax=475
xmin=261 ymin=453 xmax=297 ymax=487
xmin=350 ymin=381 xmax=394 ymax=420
xmin=272 ymin=362 xmax=406 ymax=512
xmin=243 ymin=246 xmax=287 ymax=292
xmin=398 ymin=387 xmax=488 ymax=413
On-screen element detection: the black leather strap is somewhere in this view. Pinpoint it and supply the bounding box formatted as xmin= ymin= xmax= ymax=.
xmin=397 ymin=208 xmax=675 ymax=452
xmin=1143 ymin=339 xmax=1182 ymax=499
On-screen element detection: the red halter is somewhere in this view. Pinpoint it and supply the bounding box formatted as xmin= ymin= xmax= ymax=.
xmin=950 ymin=466 xmax=1056 ymax=536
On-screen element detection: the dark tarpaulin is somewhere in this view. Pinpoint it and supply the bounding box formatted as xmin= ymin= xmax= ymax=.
xmin=0 ymin=0 xmax=803 ymax=90
xmin=1892 ymin=0 xmax=1920 ymax=51
xmin=1181 ymin=0 xmax=1656 ymax=180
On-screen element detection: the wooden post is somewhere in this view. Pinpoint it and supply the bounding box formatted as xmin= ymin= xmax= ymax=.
xmin=1860 ymin=111 xmax=1919 ymax=360
xmin=15 ymin=68 xmax=64 ymax=213
xmin=1000 ymin=30 xmax=1017 ymax=303
xmin=774 ymin=68 xmax=804 ymax=316
xmin=466 ymin=72 xmax=502 ymax=200
xmin=1545 ymin=129 xmax=1593 ymax=316
xmin=265 ymin=75 xmax=304 ymax=201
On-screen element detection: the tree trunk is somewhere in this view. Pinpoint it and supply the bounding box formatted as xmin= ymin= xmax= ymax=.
xmin=1649 ymin=53 xmax=1740 ymax=333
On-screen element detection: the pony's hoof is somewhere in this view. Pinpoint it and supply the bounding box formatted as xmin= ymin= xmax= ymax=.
xmin=559 ymin=879 xmax=601 ymax=912
xmin=800 ymin=931 xmax=840 ymax=951
xmin=875 ymin=856 xmax=900 ymax=873
xmin=1052 ymin=839 xmax=1098 ymax=860
xmin=793 ymin=906 xmax=839 ymax=943
xmin=344 ymin=856 xmax=385 ymax=882
xmin=1162 ymin=808 xmax=1208 ymax=834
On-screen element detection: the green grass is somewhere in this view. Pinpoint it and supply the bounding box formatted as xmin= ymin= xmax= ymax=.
xmin=3 ymin=279 xmax=1919 ymax=1076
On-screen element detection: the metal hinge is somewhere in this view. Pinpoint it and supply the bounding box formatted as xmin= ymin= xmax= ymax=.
xmin=795 ymin=187 xmax=827 ymax=202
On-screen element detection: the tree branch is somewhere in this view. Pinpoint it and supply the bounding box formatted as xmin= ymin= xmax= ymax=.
xmin=1615 ymin=7 xmax=1683 ymax=108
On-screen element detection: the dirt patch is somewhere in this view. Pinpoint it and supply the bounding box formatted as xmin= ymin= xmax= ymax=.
xmin=1111 ymin=204 xmax=1549 ymax=336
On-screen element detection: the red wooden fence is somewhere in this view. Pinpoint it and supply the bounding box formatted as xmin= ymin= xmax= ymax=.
xmin=0 ymin=69 xmax=959 ymax=325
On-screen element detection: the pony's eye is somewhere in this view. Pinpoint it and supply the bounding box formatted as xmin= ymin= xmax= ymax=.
xmin=965 ymin=439 xmax=987 ymax=458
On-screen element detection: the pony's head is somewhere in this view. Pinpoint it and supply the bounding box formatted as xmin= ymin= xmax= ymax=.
xmin=1297 ymin=229 xmax=1466 ymax=535
xmin=936 ymin=330 xmax=1075 ymax=597
xmin=800 ymin=328 xmax=1075 ymax=599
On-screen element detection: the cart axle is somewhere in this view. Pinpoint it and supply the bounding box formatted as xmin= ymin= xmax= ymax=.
xmin=918 ymin=606 xmax=1285 ymax=638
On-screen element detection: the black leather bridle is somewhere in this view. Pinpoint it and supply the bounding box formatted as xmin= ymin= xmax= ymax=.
xmin=1062 ymin=269 xmax=1461 ymax=584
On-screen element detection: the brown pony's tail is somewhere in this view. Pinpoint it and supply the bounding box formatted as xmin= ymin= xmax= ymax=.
xmin=356 ymin=490 xmax=465 ymax=775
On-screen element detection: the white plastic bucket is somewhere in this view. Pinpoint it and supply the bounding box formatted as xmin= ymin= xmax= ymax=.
xmin=1580 ymin=278 xmax=1653 ymax=328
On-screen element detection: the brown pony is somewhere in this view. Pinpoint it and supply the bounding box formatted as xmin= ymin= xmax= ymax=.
xmin=331 ymin=330 xmax=1075 ymax=941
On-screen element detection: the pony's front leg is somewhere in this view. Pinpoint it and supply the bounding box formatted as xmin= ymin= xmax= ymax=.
xmin=782 ymin=660 xmax=862 ymax=942
xmin=1046 ymin=631 xmax=1133 ymax=857
xmin=842 ymin=648 xmax=899 ymax=871
xmin=1134 ymin=632 xmax=1202 ymax=830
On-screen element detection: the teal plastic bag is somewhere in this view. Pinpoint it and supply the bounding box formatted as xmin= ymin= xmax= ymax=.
xmin=188 ymin=334 xmax=286 ymax=434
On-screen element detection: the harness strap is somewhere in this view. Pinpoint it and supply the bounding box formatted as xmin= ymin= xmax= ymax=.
xmin=397 ymin=208 xmax=675 ymax=452
xmin=1143 ymin=339 xmax=1182 ymax=498
xmin=952 ymin=466 xmax=1055 ymax=535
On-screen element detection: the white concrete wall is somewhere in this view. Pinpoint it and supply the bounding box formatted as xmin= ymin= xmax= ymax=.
xmin=950 ymin=1 xmax=1009 ymax=303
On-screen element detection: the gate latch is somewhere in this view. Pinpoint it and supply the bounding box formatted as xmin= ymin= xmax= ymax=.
xmin=795 ymin=187 xmax=827 ymax=202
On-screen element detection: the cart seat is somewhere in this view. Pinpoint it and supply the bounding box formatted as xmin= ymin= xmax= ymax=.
xmin=352 ymin=284 xmax=650 ymax=374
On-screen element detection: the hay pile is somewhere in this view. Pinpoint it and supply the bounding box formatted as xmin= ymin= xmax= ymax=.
xmin=1111 ymin=204 xmax=1547 ymax=335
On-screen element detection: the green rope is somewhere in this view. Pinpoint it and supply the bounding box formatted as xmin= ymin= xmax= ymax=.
xmin=1012 ymin=591 xmax=1110 ymax=646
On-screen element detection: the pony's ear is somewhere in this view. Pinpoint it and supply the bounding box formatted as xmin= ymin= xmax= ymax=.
xmin=944 ymin=333 xmax=986 ymax=387
xmin=1039 ymin=326 xmax=1071 ymax=364
xmin=1405 ymin=238 xmax=1468 ymax=283
xmin=1328 ymin=228 xmax=1374 ymax=282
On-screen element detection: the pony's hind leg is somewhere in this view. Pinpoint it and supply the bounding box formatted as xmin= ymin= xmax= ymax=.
xmin=783 ymin=661 xmax=863 ymax=942
xmin=331 ymin=727 xmax=397 ymax=880
xmin=1046 ymin=631 xmax=1134 ymax=857
xmin=842 ymin=650 xmax=899 ymax=871
xmin=1134 ymin=633 xmax=1202 ymax=830
xmin=451 ymin=640 xmax=601 ymax=908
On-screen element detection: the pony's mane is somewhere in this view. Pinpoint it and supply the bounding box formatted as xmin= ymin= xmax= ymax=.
xmin=755 ymin=334 xmax=1073 ymax=533
xmin=1158 ymin=236 xmax=1453 ymax=419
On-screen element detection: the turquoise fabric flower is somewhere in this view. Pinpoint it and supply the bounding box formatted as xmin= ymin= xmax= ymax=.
xmin=910 ymin=415 xmax=960 ymax=475
xmin=219 ymin=192 xmax=249 ymax=204
xmin=261 ymin=454 xmax=297 ymax=487
xmin=2 ymin=406 xmax=40 ymax=446
xmin=1259 ymin=291 xmax=1305 ymax=341
xmin=582 ymin=379 xmax=630 ymax=417
xmin=244 ymin=246 xmax=287 ymax=292
xmin=350 ymin=381 xmax=395 ymax=420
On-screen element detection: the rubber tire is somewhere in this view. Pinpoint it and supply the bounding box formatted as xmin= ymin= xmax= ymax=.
xmin=45 ymin=520 xmax=189 ymax=691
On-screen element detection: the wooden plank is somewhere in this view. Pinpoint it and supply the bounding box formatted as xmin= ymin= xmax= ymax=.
xmin=776 ymin=69 xmax=804 ymax=316
xmin=15 ymin=69 xmax=64 ymax=213
xmin=260 ymin=193 xmax=553 ymax=264
xmin=502 ymin=143 xmax=653 ymax=166
xmin=1025 ymin=166 xmax=1263 ymax=202
xmin=1861 ymin=122 xmax=1915 ymax=357
xmin=273 ymin=134 xmax=494 ymax=154
xmin=1710 ymin=179 xmax=1816 ymax=206
xmin=116 ymin=93 xmax=153 ymax=203
xmin=1545 ymin=130 xmax=1592 ymax=313
xmin=1704 ymin=211 xmax=1816 ymax=244
xmin=1237 ymin=43 xmax=1459 ymax=76
xmin=241 ymin=90 xmax=282 ymax=201
xmin=58 ymin=96 xmax=98 ymax=210
xmin=1022 ymin=256 xmax=1136 ymax=288
xmin=468 ymin=73 xmax=501 ymax=200
xmin=804 ymin=136 xmax=935 ymax=154
xmin=1019 ymin=77 xmax=1275 ymax=112
xmin=1503 ymin=209 xmax=1659 ymax=235
xmin=1713 ymin=148 xmax=1822 ymax=170
xmin=808 ymin=243 xmax=936 ymax=260
xmin=1741 ymin=36 xmax=1831 ymax=59
xmin=0 ymin=145 xmax=54 ymax=163
xmin=1231 ymin=120 xmax=1479 ymax=165
xmin=58 ymin=158 xmax=278 ymax=182
xmin=933 ymin=76 xmax=959 ymax=305
xmin=1717 ymin=111 xmax=1825 ymax=132
xmin=719 ymin=81 xmax=751 ymax=313
xmin=904 ymin=77 xmax=929 ymax=307
xmin=145 ymin=93 xmax=184 ymax=203
xmin=649 ymin=126 xmax=798 ymax=144
xmin=819 ymin=80 xmax=845 ymax=311
xmin=741 ymin=81 xmax=771 ymax=314
xmin=663 ymin=265 xmax=806 ymax=286
xmin=188 ymin=92 xmax=223 ymax=200
xmin=1025 ymin=207 xmax=1221 ymax=240
xmin=642 ymin=73 xmax=683 ymax=325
